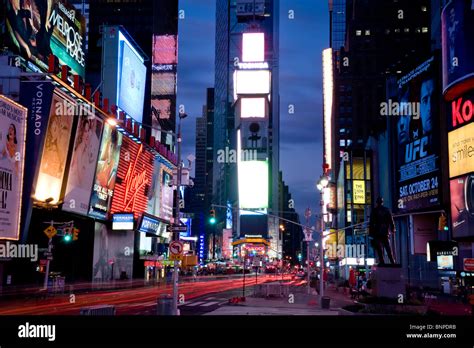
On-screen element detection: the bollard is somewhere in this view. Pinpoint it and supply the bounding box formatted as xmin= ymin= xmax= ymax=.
xmin=321 ymin=296 xmax=331 ymax=309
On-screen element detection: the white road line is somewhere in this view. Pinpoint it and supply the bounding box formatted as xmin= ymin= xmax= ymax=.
xmin=201 ymin=301 xmax=219 ymax=307
xmin=185 ymin=301 xmax=206 ymax=307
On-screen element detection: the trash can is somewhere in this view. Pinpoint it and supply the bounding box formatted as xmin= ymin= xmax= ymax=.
xmin=321 ymin=296 xmax=331 ymax=309
xmin=157 ymin=294 xmax=174 ymax=315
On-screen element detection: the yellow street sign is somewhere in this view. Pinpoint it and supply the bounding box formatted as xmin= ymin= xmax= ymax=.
xmin=44 ymin=226 xmax=57 ymax=239
xmin=169 ymin=253 xmax=183 ymax=261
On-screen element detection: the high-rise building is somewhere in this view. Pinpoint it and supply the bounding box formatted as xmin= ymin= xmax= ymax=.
xmin=213 ymin=0 xmax=280 ymax=259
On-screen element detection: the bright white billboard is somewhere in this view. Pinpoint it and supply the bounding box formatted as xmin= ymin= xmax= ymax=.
xmin=242 ymin=33 xmax=265 ymax=62
xmin=234 ymin=70 xmax=271 ymax=99
xmin=240 ymin=98 xmax=266 ymax=118
xmin=238 ymin=160 xmax=268 ymax=209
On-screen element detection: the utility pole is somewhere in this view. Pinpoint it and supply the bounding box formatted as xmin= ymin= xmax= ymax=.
xmin=171 ymin=112 xmax=187 ymax=315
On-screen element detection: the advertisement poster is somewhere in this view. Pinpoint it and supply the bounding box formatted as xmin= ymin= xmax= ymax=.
xmin=0 ymin=96 xmax=27 ymax=240
xmin=110 ymin=137 xmax=154 ymax=218
xmin=34 ymin=93 xmax=74 ymax=204
xmin=395 ymin=56 xmax=441 ymax=212
xmin=160 ymin=165 xmax=173 ymax=222
xmin=411 ymin=214 xmax=438 ymax=255
xmin=118 ymin=40 xmax=146 ymax=123
xmin=89 ymin=124 xmax=123 ymax=220
xmin=448 ymin=121 xmax=474 ymax=178
xmin=5 ymin=0 xmax=86 ymax=77
xmin=92 ymin=222 xmax=133 ymax=282
xmin=441 ymin=0 xmax=474 ymax=98
xmin=450 ymin=174 xmax=474 ymax=238
xmin=147 ymin=157 xmax=162 ymax=216
xmin=63 ymin=114 xmax=103 ymax=215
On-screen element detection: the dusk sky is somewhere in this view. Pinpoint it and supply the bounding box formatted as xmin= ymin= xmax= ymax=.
xmin=177 ymin=0 xmax=329 ymax=222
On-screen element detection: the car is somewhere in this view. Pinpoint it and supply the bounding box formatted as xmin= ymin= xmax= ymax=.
xmin=296 ymin=270 xmax=306 ymax=278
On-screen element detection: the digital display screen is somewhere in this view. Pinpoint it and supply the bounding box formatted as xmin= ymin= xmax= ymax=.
xmin=118 ymin=35 xmax=147 ymax=123
xmin=437 ymin=254 xmax=454 ymax=270
xmin=112 ymin=213 xmax=134 ymax=230
xmin=238 ymin=160 xmax=268 ymax=209
xmin=138 ymin=214 xmax=170 ymax=239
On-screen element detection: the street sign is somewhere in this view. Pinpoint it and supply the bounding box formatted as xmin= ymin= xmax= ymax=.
xmin=303 ymin=228 xmax=313 ymax=242
xmin=166 ymin=225 xmax=188 ymax=233
xmin=354 ymin=228 xmax=368 ymax=235
xmin=464 ymin=258 xmax=474 ymax=272
xmin=169 ymin=241 xmax=184 ymax=261
xmin=43 ymin=226 xmax=57 ymax=239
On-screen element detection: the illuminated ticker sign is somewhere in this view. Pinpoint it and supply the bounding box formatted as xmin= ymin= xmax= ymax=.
xmin=322 ymin=48 xmax=334 ymax=170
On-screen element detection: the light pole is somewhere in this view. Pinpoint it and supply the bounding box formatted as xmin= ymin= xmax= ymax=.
xmin=317 ymin=175 xmax=329 ymax=300
xmin=171 ymin=112 xmax=187 ymax=316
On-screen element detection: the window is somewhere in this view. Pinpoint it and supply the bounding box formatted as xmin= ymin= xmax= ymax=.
xmin=394 ymin=28 xmax=400 ymax=33
xmin=421 ymin=6 xmax=427 ymax=12
xmin=356 ymin=30 xmax=362 ymax=36
xmin=404 ymin=28 xmax=410 ymax=33
xmin=422 ymin=27 xmax=428 ymax=33
xmin=365 ymin=29 xmax=371 ymax=36
xmin=385 ymin=29 xmax=390 ymax=34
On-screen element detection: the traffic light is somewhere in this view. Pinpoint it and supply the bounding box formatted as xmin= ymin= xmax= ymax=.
xmin=209 ymin=209 xmax=216 ymax=224
xmin=73 ymin=228 xmax=80 ymax=241
xmin=63 ymin=234 xmax=72 ymax=242
xmin=438 ymin=213 xmax=448 ymax=231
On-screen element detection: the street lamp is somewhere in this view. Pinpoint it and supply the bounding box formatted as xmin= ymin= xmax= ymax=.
xmin=317 ymin=175 xmax=329 ymax=301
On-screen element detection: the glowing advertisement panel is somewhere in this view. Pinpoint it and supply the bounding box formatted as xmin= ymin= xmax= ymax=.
xmin=89 ymin=124 xmax=123 ymax=220
xmin=240 ymin=98 xmax=266 ymax=118
xmin=34 ymin=93 xmax=74 ymax=205
xmin=441 ymin=0 xmax=474 ymax=99
xmin=151 ymin=73 xmax=176 ymax=96
xmin=242 ymin=33 xmax=264 ymax=62
xmin=110 ymin=137 xmax=154 ymax=219
xmin=112 ymin=213 xmax=134 ymax=230
xmin=5 ymin=0 xmax=86 ymax=77
xmin=63 ymin=114 xmax=103 ymax=215
xmin=152 ymin=35 xmax=177 ymax=65
xmin=238 ymin=160 xmax=268 ymax=209
xmin=0 ymin=96 xmax=27 ymax=240
xmin=450 ymin=174 xmax=474 ymax=238
xmin=448 ymin=122 xmax=474 ymax=178
xmin=118 ymin=37 xmax=146 ymax=123
xmin=352 ymin=180 xmax=366 ymax=204
xmin=234 ymin=70 xmax=271 ymax=97
xmin=394 ymin=57 xmax=441 ymax=212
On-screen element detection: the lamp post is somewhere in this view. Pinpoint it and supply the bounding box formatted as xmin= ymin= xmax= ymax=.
xmin=317 ymin=175 xmax=329 ymax=300
xmin=171 ymin=112 xmax=187 ymax=316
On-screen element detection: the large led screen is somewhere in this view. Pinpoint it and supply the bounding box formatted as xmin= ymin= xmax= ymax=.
xmin=151 ymin=99 xmax=171 ymax=122
xmin=160 ymin=166 xmax=173 ymax=221
xmin=238 ymin=160 xmax=268 ymax=209
xmin=0 ymin=95 xmax=27 ymax=240
xmin=89 ymin=124 xmax=123 ymax=220
xmin=152 ymin=72 xmax=176 ymax=96
xmin=110 ymin=137 xmax=154 ymax=219
xmin=394 ymin=56 xmax=441 ymax=212
xmin=242 ymin=33 xmax=265 ymax=62
xmin=118 ymin=39 xmax=146 ymax=123
xmin=240 ymin=98 xmax=266 ymax=118
xmin=63 ymin=114 xmax=103 ymax=215
xmin=234 ymin=70 xmax=271 ymax=97
xmin=152 ymin=35 xmax=177 ymax=65
xmin=448 ymin=122 xmax=474 ymax=178
xmin=5 ymin=0 xmax=86 ymax=77
xmin=34 ymin=93 xmax=74 ymax=205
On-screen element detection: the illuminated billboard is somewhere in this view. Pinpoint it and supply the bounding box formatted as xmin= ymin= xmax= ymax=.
xmin=63 ymin=114 xmax=103 ymax=215
xmin=33 ymin=93 xmax=74 ymax=205
xmin=234 ymin=70 xmax=271 ymax=98
xmin=160 ymin=166 xmax=173 ymax=221
xmin=152 ymin=35 xmax=177 ymax=65
xmin=238 ymin=160 xmax=268 ymax=209
xmin=240 ymin=98 xmax=266 ymax=118
xmin=322 ymin=48 xmax=333 ymax=171
xmin=112 ymin=213 xmax=134 ymax=230
xmin=101 ymin=26 xmax=146 ymax=123
xmin=0 ymin=95 xmax=27 ymax=240
xmin=110 ymin=138 xmax=154 ymax=219
xmin=151 ymin=72 xmax=176 ymax=96
xmin=89 ymin=124 xmax=123 ymax=220
xmin=394 ymin=56 xmax=441 ymax=212
xmin=242 ymin=33 xmax=264 ymax=62
xmin=450 ymin=174 xmax=474 ymax=238
xmin=352 ymin=180 xmax=366 ymax=204
xmin=5 ymin=0 xmax=86 ymax=77
xmin=151 ymin=99 xmax=171 ymax=126
xmin=441 ymin=0 xmax=474 ymax=100
xmin=448 ymin=122 xmax=474 ymax=178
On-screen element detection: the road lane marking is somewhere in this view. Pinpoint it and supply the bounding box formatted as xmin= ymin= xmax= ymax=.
xmin=201 ymin=301 xmax=219 ymax=307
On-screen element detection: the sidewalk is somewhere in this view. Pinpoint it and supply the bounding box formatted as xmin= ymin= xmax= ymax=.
xmin=205 ymin=283 xmax=356 ymax=316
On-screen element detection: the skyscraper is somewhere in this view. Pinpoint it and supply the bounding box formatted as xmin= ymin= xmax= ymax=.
xmin=213 ymin=0 xmax=280 ymax=259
